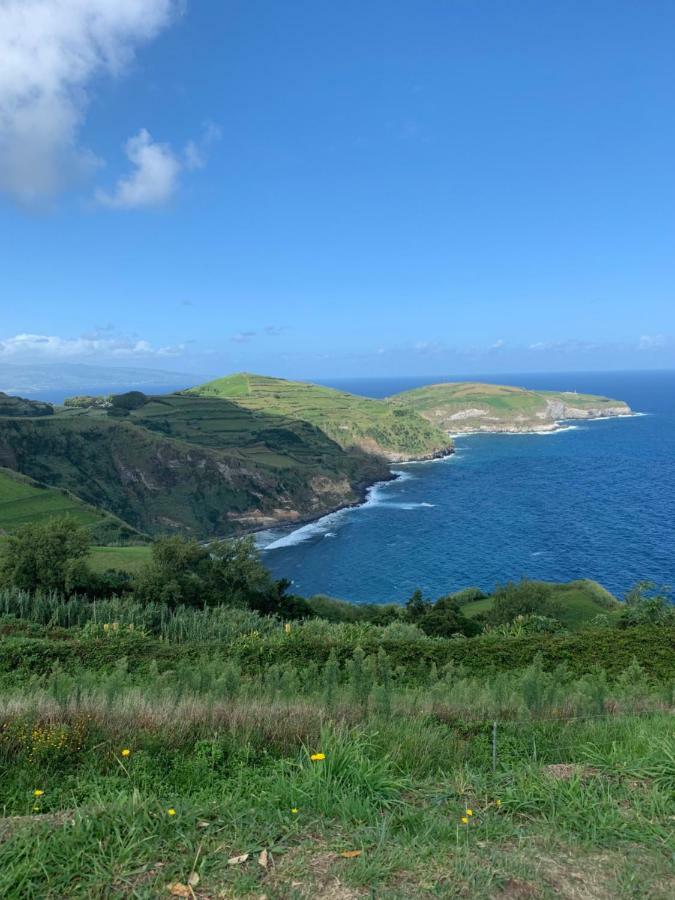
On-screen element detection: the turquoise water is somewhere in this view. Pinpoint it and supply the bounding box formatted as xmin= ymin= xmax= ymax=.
xmin=261 ymin=371 xmax=675 ymax=603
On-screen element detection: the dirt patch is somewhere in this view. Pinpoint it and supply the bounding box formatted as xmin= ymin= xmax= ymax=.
xmin=542 ymin=764 xmax=600 ymax=781
xmin=498 ymin=878 xmax=541 ymax=898
xmin=537 ymin=851 xmax=617 ymax=900
xmin=0 ymin=811 xmax=74 ymax=843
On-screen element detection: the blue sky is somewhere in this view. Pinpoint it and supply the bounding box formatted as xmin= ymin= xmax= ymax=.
xmin=1 ymin=0 xmax=674 ymax=379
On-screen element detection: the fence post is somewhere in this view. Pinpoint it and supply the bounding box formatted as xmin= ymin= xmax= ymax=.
xmin=492 ymin=720 xmax=497 ymax=772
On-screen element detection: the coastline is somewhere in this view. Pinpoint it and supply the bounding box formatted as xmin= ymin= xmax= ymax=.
xmin=254 ymin=446 xmax=455 ymax=549
xmin=255 ymin=409 xmax=637 ymax=550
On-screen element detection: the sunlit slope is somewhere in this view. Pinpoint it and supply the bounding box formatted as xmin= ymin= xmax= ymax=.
xmin=460 ymin=580 xmax=623 ymax=628
xmin=185 ymin=373 xmax=452 ymax=460
xmin=0 ymin=467 xmax=139 ymax=543
xmin=389 ymin=382 xmax=631 ymax=433
xmin=0 ymin=394 xmax=389 ymax=537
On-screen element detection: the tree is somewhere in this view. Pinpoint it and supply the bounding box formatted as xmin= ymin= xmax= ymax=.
xmin=417 ymin=596 xmax=482 ymax=638
xmin=132 ymin=534 xmax=306 ymax=614
xmin=0 ymin=517 xmax=91 ymax=594
xmin=405 ymin=588 xmax=431 ymax=622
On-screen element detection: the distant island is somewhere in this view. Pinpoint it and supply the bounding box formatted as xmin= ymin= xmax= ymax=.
xmin=0 ymin=373 xmax=631 ymax=540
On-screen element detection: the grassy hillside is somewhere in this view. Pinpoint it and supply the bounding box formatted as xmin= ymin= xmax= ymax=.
xmin=185 ymin=373 xmax=452 ymax=460
xmin=0 ymin=394 xmax=390 ymax=538
xmin=460 ymin=580 xmax=623 ymax=628
xmin=0 ymin=392 xmax=53 ymax=417
xmin=390 ymin=381 xmax=631 ymax=433
xmin=0 ymin=467 xmax=140 ymax=543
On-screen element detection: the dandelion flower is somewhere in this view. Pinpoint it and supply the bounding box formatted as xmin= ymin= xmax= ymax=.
xmin=461 ymin=816 xmax=469 ymax=825
xmin=310 ymin=752 xmax=326 ymax=761
xmin=167 ymin=808 xmax=176 ymax=817
xmin=291 ymin=808 xmax=299 ymax=814
xmin=495 ymin=799 xmax=501 ymax=807
xmin=33 ymin=789 xmax=44 ymax=797
xmin=466 ymin=809 xmax=473 ymax=816
xmin=121 ymin=748 xmax=130 ymax=757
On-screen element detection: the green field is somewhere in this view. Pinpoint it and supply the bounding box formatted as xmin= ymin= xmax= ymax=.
xmin=0 ymin=468 xmax=139 ymax=543
xmin=186 ymin=372 xmax=452 ymax=460
xmin=460 ymin=579 xmax=623 ymax=628
xmin=88 ymin=544 xmax=152 ymax=574
xmin=390 ymin=381 xmax=631 ymax=432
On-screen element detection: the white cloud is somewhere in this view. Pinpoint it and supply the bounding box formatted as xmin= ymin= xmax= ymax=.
xmin=95 ymin=129 xmax=181 ymax=209
xmin=231 ymin=331 xmax=257 ymax=344
xmin=637 ymin=334 xmax=666 ymax=351
xmin=0 ymin=332 xmax=184 ymax=359
xmin=0 ymin=0 xmax=179 ymax=205
xmin=96 ymin=123 xmax=220 ymax=209
xmin=490 ymin=339 xmax=506 ymax=350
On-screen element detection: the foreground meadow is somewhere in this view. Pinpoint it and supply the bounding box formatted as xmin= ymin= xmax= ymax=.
xmin=0 ymin=602 xmax=673 ymax=898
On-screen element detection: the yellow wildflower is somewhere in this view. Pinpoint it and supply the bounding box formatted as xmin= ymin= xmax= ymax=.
xmin=32 ymin=805 xmax=40 ymax=812
xmin=310 ymin=752 xmax=326 ymax=761
xmin=466 ymin=809 xmax=473 ymax=816
xmin=460 ymin=816 xmax=469 ymax=825
xmin=33 ymin=789 xmax=44 ymax=797
xmin=291 ymin=808 xmax=299 ymax=814
xmin=121 ymin=748 xmax=130 ymax=757
xmin=167 ymin=808 xmax=176 ymax=816
xmin=495 ymin=799 xmax=501 ymax=807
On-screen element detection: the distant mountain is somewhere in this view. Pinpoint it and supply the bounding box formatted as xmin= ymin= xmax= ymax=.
xmin=0 ymin=364 xmax=197 ymax=400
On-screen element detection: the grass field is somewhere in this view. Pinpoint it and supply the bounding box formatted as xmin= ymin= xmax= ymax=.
xmin=460 ymin=579 xmax=623 ymax=628
xmin=389 ymin=382 xmax=631 ymax=432
xmin=186 ymin=373 xmax=452 ymax=460
xmin=0 ymin=609 xmax=672 ymax=898
xmin=88 ymin=545 xmax=152 ymax=574
xmin=0 ymin=468 xmax=138 ymax=543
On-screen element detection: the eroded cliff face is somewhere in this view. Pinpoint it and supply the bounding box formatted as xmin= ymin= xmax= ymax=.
xmin=0 ymin=415 xmax=389 ymax=538
xmin=436 ymin=398 xmax=632 ymax=434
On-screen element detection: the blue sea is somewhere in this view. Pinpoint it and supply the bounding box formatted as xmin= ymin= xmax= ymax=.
xmin=260 ymin=371 xmax=675 ymax=603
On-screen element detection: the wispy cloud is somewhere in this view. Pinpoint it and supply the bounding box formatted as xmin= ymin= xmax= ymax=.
xmin=637 ymin=334 xmax=667 ymax=351
xmin=0 ymin=0 xmax=180 ymax=205
xmin=0 ymin=332 xmax=184 ymax=359
xmin=231 ymin=331 xmax=257 ymax=344
xmin=528 ymin=339 xmax=599 ymax=353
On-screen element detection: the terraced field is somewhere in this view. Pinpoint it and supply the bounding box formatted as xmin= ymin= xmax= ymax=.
xmin=0 ymin=467 xmax=138 ymax=543
xmin=185 ymin=373 xmax=452 ymax=460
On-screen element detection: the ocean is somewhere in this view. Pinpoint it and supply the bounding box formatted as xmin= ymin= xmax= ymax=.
xmin=259 ymin=370 xmax=675 ymax=603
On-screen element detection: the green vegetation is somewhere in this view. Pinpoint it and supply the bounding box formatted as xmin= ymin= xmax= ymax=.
xmin=459 ymin=579 xmax=623 ymax=628
xmin=0 ymin=609 xmax=672 ymax=897
xmin=0 ymin=468 xmax=139 ymax=543
xmin=0 ymin=520 xmax=672 ymax=897
xmin=186 ymin=372 xmax=452 ymax=460
xmin=0 ymin=393 xmax=389 ymax=538
xmin=0 ymin=392 xmax=53 ymax=417
xmin=390 ymin=381 xmax=632 ymax=432
xmin=88 ymin=545 xmax=151 ymax=575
